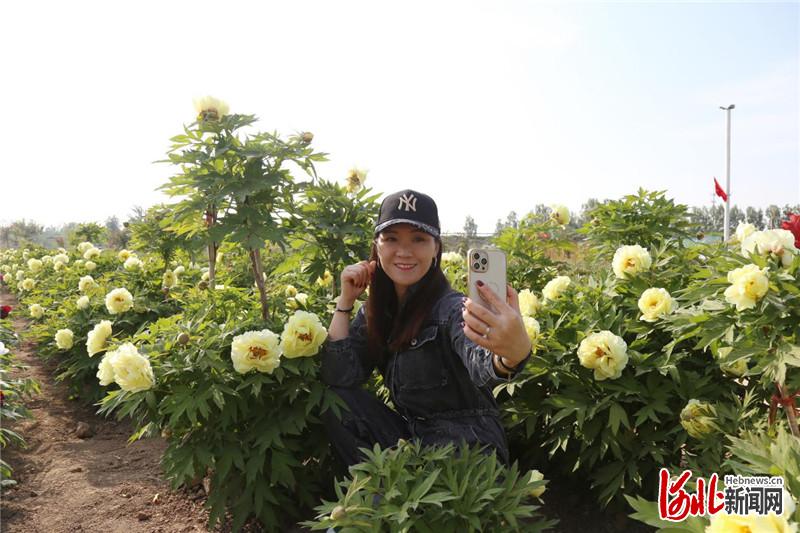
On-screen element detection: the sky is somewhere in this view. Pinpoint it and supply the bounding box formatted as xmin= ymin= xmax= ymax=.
xmin=1 ymin=0 xmax=798 ymax=234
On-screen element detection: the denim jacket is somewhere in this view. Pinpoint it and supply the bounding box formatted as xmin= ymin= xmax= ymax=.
xmin=320 ymin=287 xmax=531 ymax=464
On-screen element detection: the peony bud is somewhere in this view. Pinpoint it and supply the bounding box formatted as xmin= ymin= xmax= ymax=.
xmin=177 ymin=333 xmax=190 ymax=345
xmin=330 ymin=505 xmax=347 ymax=521
xmin=301 ymin=132 xmax=314 ymax=143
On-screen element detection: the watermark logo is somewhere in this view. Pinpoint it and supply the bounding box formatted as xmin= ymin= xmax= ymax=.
xmin=658 ymin=468 xmax=785 ymax=521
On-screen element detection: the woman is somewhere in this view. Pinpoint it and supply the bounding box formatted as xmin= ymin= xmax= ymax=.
xmin=320 ymin=189 xmax=532 ymax=469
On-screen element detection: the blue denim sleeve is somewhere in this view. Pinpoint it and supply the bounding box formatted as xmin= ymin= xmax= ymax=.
xmin=446 ymin=293 xmax=531 ymax=388
xmin=320 ymin=307 xmax=375 ymax=388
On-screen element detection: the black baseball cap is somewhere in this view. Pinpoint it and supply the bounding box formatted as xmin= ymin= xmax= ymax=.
xmin=374 ymin=189 xmax=440 ymax=238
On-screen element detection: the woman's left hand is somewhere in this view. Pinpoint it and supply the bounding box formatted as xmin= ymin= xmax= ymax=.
xmin=462 ymin=283 xmax=532 ymax=364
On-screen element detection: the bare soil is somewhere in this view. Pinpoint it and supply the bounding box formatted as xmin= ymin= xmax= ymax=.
xmin=0 ymin=291 xmax=224 ymax=533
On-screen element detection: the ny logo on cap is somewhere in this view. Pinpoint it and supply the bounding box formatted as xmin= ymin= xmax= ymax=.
xmin=398 ymin=193 xmax=417 ymax=212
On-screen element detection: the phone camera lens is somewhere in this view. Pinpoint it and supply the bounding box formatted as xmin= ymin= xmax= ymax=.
xmin=480 ymin=258 xmax=487 ymax=265
xmin=473 ymin=262 xmax=480 ymax=270
xmin=472 ymin=253 xmax=480 ymax=260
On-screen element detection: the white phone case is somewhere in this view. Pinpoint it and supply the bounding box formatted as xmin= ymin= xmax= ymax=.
xmin=467 ymin=248 xmax=507 ymax=313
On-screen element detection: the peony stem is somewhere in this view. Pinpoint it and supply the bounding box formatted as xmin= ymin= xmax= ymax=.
xmin=250 ymin=248 xmax=269 ymax=322
xmin=775 ymin=382 xmax=800 ymax=439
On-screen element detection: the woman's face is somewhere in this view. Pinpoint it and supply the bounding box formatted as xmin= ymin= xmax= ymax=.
xmin=376 ymin=224 xmax=440 ymax=297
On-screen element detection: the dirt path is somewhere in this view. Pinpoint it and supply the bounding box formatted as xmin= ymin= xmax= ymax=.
xmin=0 ymin=291 xmax=216 ymax=533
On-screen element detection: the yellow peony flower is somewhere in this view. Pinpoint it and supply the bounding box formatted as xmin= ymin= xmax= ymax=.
xmin=85 ymin=261 xmax=97 ymax=271
xmin=108 ymin=343 xmax=154 ymax=392
xmin=518 ymin=289 xmax=540 ymax=317
xmin=79 ymin=275 xmax=97 ymax=293
xmin=96 ymin=351 xmax=117 ymax=386
xmin=76 ymin=295 xmax=90 ymax=310
xmin=542 ymin=276 xmax=571 ymax=301
xmin=53 ymin=261 xmax=64 ymax=272
xmin=83 ymin=247 xmax=100 ymax=260
xmin=123 ymin=256 xmax=143 ymax=271
xmin=21 ymin=278 xmax=35 ymax=291
xmin=284 ymin=284 xmax=298 ymax=297
xmin=724 ymin=264 xmax=769 ymax=311
xmin=527 ymin=469 xmax=547 ymax=499
xmin=612 ymin=245 xmax=652 ymax=279
xmin=549 ymin=205 xmax=570 ymax=226
xmin=86 ymin=320 xmax=113 ymax=357
xmin=193 ymin=95 xmax=229 ymax=121
xmin=293 ymin=293 xmax=309 ymax=307
xmin=637 ymin=288 xmax=675 ymax=322
xmin=162 ymin=270 xmax=177 ymax=289
xmin=680 ymin=399 xmax=717 ymax=439
xmin=316 ymin=270 xmax=333 ymax=288
xmin=173 ymin=265 xmax=185 ymax=275
xmin=27 ymin=258 xmax=43 ymax=272
xmin=55 ymin=329 xmax=74 ymax=350
xmin=577 ymin=331 xmax=628 ymax=381
xmin=15 ymin=270 xmax=24 ymax=281
xmin=105 ymin=288 xmax=134 ymax=315
xmin=345 ymin=166 xmax=368 ymax=193
xmin=522 ymin=316 xmax=541 ymax=346
xmin=29 ymin=304 xmax=44 ymax=319
xmin=280 ymin=311 xmax=328 ymax=358
xmin=117 ymin=249 xmax=132 ymax=262
xmin=230 ymin=329 xmax=282 ymax=374
xmin=201 ymin=271 xmax=210 ymax=282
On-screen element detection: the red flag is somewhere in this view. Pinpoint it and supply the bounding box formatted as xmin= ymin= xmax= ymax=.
xmin=713 ymin=177 xmax=728 ymax=202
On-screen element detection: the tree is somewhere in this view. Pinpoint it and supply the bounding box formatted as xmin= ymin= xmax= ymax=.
xmin=765 ymin=205 xmax=782 ymax=229
xmin=463 ymin=215 xmax=478 ymax=249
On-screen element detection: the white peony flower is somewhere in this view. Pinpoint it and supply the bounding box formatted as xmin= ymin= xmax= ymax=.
xmin=577 ymin=331 xmax=628 ymax=381
xmin=78 ymin=275 xmax=98 ymax=293
xmin=108 ymin=343 xmax=154 ymax=392
xmin=162 ymin=270 xmax=177 ymax=289
xmin=77 ymin=242 xmax=93 ymax=253
xmin=55 ymin=329 xmax=74 ymax=350
xmin=86 ymin=320 xmax=113 ymax=357
xmin=84 ymin=261 xmax=97 ymax=271
xmin=117 ymin=249 xmax=132 ymax=262
xmin=230 ymin=329 xmax=282 ymax=374
xmin=527 ymin=470 xmax=546 ymax=499
xmin=522 ymin=316 xmax=541 ymax=346
xmin=173 ymin=265 xmax=185 ymax=275
xmin=83 ymin=247 xmax=100 ymax=260
xmin=29 ymin=304 xmax=44 ymax=319
xmin=104 ymin=288 xmax=134 ymax=314
xmin=518 ymin=289 xmax=540 ymax=317
xmin=53 ymin=253 xmax=70 ymax=265
xmin=741 ymin=229 xmax=798 ymax=267
xmin=27 ymin=258 xmax=43 ymax=272
xmin=76 ymin=295 xmax=90 ymax=310
xmin=284 ymin=284 xmax=297 ymax=297
xmin=96 ymin=351 xmax=117 ymax=386
xmin=193 ymin=95 xmax=229 ymax=120
xmin=637 ymin=288 xmax=675 ymax=322
xmin=542 ymin=276 xmax=571 ymax=301
xmin=123 ymin=256 xmax=143 ymax=271
xmin=345 ymin=166 xmax=368 ymax=193
xmin=0 ymin=341 xmax=8 ymax=356
xmin=280 ymin=311 xmax=328 ymax=358
xmin=724 ymin=264 xmax=769 ymax=312
xmin=549 ymin=205 xmax=570 ymax=225
xmin=612 ymin=245 xmax=652 ymax=279
xmin=21 ymin=278 xmax=35 ymax=291
xmin=734 ymin=222 xmax=756 ymax=243
xmin=441 ymin=252 xmax=464 ymax=268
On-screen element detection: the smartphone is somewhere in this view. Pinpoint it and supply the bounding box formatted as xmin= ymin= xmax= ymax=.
xmin=467 ymin=248 xmax=507 ymax=313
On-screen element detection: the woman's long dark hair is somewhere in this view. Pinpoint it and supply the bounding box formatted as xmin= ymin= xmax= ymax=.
xmin=365 ymin=238 xmax=450 ymax=367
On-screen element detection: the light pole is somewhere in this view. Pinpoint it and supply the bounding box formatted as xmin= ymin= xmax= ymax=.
xmin=720 ymin=104 xmax=735 ymax=241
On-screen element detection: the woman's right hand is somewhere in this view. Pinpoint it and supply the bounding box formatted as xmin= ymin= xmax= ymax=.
xmin=339 ymin=260 xmax=377 ymax=306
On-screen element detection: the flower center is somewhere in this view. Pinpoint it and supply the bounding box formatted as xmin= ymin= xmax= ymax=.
xmin=297 ymin=332 xmax=313 ymax=342
xmin=625 ymin=259 xmax=636 ymax=268
xmin=249 ymin=346 xmax=268 ymax=360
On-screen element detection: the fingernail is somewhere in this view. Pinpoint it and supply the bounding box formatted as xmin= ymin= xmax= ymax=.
xmin=460 ymin=321 xmax=465 ymax=327
xmin=476 ymin=280 xmax=484 ymax=287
